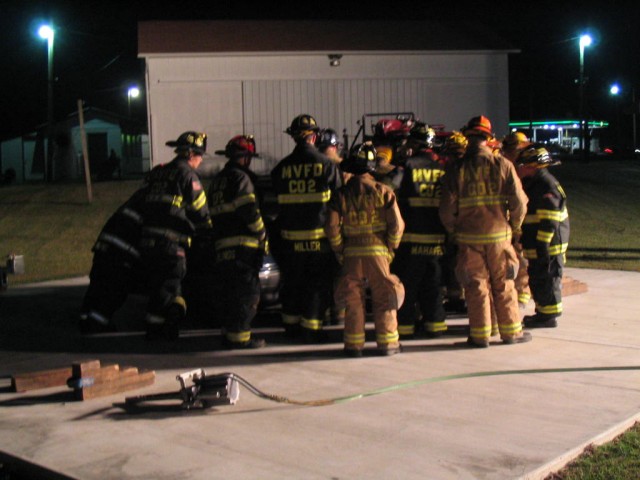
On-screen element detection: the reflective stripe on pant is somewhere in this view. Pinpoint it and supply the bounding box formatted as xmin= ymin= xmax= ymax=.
xmin=336 ymin=255 xmax=402 ymax=350
xmin=527 ymin=255 xmax=563 ymax=317
xmin=455 ymin=241 xmax=522 ymax=342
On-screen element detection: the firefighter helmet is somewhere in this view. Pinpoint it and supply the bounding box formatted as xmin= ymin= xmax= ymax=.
xmin=373 ymin=118 xmax=411 ymax=143
xmin=462 ymin=115 xmax=493 ymax=139
xmin=215 ymin=135 xmax=259 ymax=158
xmin=285 ymin=114 xmax=320 ymax=139
xmin=409 ymin=121 xmax=436 ymax=148
xmin=165 ymin=131 xmax=207 ymax=154
xmin=442 ymin=130 xmax=468 ymax=156
xmin=342 ymin=142 xmax=377 ymax=175
xmin=502 ymin=131 xmax=530 ymax=149
xmin=517 ymin=145 xmax=560 ymax=168
xmin=316 ymin=128 xmax=341 ymax=150
xmin=375 ymin=145 xmax=395 ymax=174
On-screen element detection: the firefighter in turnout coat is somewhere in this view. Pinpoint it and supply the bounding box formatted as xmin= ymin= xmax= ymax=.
xmin=79 ymin=188 xmax=146 ymax=334
xmin=501 ymin=131 xmax=534 ymax=307
xmin=325 ymin=142 xmax=405 ymax=357
xmin=516 ymin=145 xmax=570 ymax=328
xmin=138 ymin=131 xmax=212 ymax=340
xmin=270 ymin=114 xmax=343 ymax=343
xmin=439 ymin=116 xmax=531 ymax=347
xmin=207 ymin=135 xmax=268 ymax=349
xmin=391 ymin=123 xmax=448 ymax=339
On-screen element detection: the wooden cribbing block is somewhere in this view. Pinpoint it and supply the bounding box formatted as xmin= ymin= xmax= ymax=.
xmin=67 ymin=359 xmax=155 ymax=400
xmin=10 ymin=359 xmax=155 ymax=400
xmin=73 ymin=368 xmax=155 ymax=401
xmin=11 ymin=366 xmax=73 ymax=392
xmin=562 ymin=276 xmax=588 ymax=296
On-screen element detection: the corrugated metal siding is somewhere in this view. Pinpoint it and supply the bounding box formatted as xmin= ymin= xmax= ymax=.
xmin=242 ymin=77 xmax=500 ymax=174
xmin=145 ymin=53 xmax=509 ymax=172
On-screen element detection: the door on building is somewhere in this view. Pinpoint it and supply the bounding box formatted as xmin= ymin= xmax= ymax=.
xmin=87 ymin=133 xmax=108 ymax=179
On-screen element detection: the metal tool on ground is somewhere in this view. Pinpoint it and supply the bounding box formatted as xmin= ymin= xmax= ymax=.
xmin=122 ymin=365 xmax=640 ymax=413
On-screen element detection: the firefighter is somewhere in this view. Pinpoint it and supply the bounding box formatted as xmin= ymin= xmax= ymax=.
xmin=391 ymin=122 xmax=448 ymax=339
xmin=138 ymin=131 xmax=212 ymax=340
xmin=438 ymin=131 xmax=468 ymax=314
xmin=79 ymin=188 xmax=146 ymax=334
xmin=501 ymin=131 xmax=533 ymax=307
xmin=317 ymin=127 xmax=348 ymax=326
xmin=270 ymin=114 xmax=343 ymax=342
xmin=325 ymin=142 xmax=405 ymax=357
xmin=516 ymin=145 xmax=570 ymax=328
xmin=206 ymin=135 xmax=267 ymax=349
xmin=439 ymin=115 xmax=531 ymax=347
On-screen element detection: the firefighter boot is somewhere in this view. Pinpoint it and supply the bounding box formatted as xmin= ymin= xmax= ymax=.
xmin=503 ymin=331 xmax=533 ymax=344
xmin=222 ymin=337 xmax=267 ymax=350
xmin=523 ymin=314 xmax=558 ymax=329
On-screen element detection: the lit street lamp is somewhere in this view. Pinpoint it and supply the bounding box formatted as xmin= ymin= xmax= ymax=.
xmin=38 ymin=24 xmax=55 ymax=181
xmin=578 ymin=34 xmax=592 ymax=162
xmin=127 ymin=86 xmax=140 ymax=117
xmin=609 ymin=83 xmax=622 ymax=150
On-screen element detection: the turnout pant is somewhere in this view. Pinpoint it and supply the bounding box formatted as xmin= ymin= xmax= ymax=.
xmin=211 ymin=258 xmax=261 ymax=343
xmin=392 ymin=244 xmax=445 ymax=337
xmin=278 ymin=238 xmax=334 ymax=333
xmin=527 ymin=255 xmax=563 ymax=319
xmin=455 ymin=241 xmax=522 ymax=343
xmin=335 ymin=255 xmax=403 ymax=351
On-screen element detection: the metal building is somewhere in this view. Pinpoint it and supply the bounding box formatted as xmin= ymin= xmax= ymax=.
xmin=138 ymin=20 xmax=517 ymax=174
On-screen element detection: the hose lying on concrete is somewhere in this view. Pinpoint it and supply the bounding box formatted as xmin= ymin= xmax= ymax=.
xmin=233 ymin=366 xmax=640 ymax=407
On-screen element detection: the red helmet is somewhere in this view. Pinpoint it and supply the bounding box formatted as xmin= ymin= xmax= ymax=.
xmin=373 ymin=119 xmax=411 ymax=141
xmin=215 ymin=135 xmax=259 ymax=158
xmin=462 ymin=115 xmax=493 ymax=139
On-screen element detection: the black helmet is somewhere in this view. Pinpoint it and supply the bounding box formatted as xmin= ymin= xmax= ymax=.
xmin=165 ymin=131 xmax=207 ymax=154
xmin=409 ymin=121 xmax=436 ymax=148
xmin=517 ymin=145 xmax=561 ymax=168
xmin=341 ymin=142 xmax=377 ymax=175
xmin=285 ymin=114 xmax=320 ymax=139
xmin=215 ymin=135 xmax=259 ymax=158
xmin=316 ymin=128 xmax=341 ymax=150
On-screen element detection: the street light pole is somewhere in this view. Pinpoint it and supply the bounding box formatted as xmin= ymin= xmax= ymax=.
xmin=127 ymin=86 xmax=140 ymax=118
xmin=38 ymin=24 xmax=54 ymax=181
xmin=578 ymin=34 xmax=592 ymax=162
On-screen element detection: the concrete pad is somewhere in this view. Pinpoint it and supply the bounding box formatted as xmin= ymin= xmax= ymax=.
xmin=0 ymin=267 xmax=639 ymax=479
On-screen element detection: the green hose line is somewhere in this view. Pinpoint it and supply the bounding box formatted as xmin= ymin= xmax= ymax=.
xmin=233 ymin=366 xmax=640 ymax=407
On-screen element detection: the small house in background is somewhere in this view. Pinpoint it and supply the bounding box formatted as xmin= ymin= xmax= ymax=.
xmin=0 ymin=107 xmax=149 ymax=185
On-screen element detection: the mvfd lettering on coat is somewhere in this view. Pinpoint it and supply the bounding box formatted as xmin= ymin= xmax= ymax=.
xmin=345 ymin=193 xmax=384 ymax=225
xmin=459 ymin=165 xmax=498 ymax=196
xmin=281 ymin=163 xmax=324 ymax=194
xmin=413 ymin=168 xmax=444 ymax=197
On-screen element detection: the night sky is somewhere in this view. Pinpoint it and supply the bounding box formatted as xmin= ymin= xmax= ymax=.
xmin=1 ymin=1 xmax=638 ymax=142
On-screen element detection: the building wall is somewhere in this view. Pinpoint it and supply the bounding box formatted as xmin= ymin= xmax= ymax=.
xmin=144 ymin=52 xmax=510 ymax=174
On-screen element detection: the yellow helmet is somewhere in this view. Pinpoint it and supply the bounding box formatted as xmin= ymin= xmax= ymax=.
xmin=517 ymin=146 xmax=560 ymax=168
xmin=375 ymin=145 xmax=395 ymax=174
xmin=502 ymin=131 xmax=531 ymax=150
xmin=443 ymin=130 xmax=468 ymax=156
